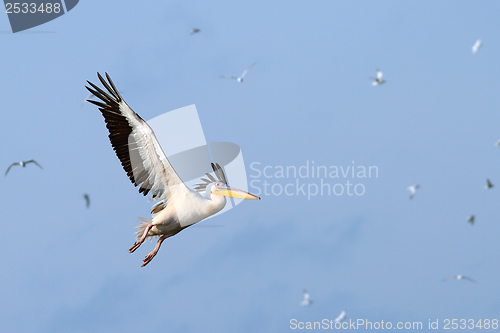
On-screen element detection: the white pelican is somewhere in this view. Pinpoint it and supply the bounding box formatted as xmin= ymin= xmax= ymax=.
xmin=301 ymin=289 xmax=313 ymax=306
xmin=472 ymin=40 xmax=482 ymax=56
xmin=83 ymin=193 xmax=90 ymax=208
xmin=442 ymin=275 xmax=476 ymax=283
xmin=5 ymin=159 xmax=43 ymax=176
xmin=495 ymin=139 xmax=500 ymax=146
xmin=190 ymin=28 xmax=200 ymax=35
xmin=408 ymin=184 xmax=419 ymax=200
xmin=86 ymin=73 xmax=260 ymax=267
xmin=371 ymin=69 xmax=385 ymax=86
xmin=485 ymin=179 xmax=494 ymax=189
xmin=467 ymin=215 xmax=475 ymax=225
xmin=219 ymin=62 xmax=256 ymax=83
xmin=334 ymin=309 xmax=347 ymax=322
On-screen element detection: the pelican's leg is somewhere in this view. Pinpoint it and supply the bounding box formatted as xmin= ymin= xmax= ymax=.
xmin=142 ymin=235 xmax=168 ymax=267
xmin=128 ymin=223 xmax=153 ymax=253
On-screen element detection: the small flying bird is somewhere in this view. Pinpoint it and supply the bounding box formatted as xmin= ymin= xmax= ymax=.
xmin=467 ymin=215 xmax=475 ymax=225
xmin=495 ymin=139 xmax=500 ymax=146
xmin=86 ymin=73 xmax=260 ymax=267
xmin=334 ymin=310 xmax=347 ymax=323
xmin=442 ymin=275 xmax=476 ymax=283
xmin=408 ymin=184 xmax=420 ymax=200
xmin=370 ymin=69 xmax=385 ymax=86
xmin=81 ymin=93 xmax=96 ymax=107
xmin=301 ymin=289 xmax=313 ymax=306
xmin=83 ymin=193 xmax=90 ymax=208
xmin=219 ymin=62 xmax=256 ymax=83
xmin=190 ymin=28 xmax=200 ymax=35
xmin=485 ymin=179 xmax=494 ymax=189
xmin=472 ymin=40 xmax=482 ymax=56
xmin=5 ymin=160 xmax=43 ymax=176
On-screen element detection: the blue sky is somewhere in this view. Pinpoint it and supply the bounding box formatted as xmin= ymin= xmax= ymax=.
xmin=1 ymin=1 xmax=500 ymax=332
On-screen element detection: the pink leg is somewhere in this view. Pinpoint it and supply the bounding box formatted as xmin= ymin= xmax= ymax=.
xmin=142 ymin=235 xmax=168 ymax=267
xmin=128 ymin=223 xmax=153 ymax=253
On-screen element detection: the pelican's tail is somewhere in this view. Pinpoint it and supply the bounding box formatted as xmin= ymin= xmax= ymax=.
xmin=136 ymin=217 xmax=153 ymax=240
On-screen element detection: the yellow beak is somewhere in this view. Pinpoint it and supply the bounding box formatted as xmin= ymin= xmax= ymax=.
xmin=214 ymin=186 xmax=261 ymax=200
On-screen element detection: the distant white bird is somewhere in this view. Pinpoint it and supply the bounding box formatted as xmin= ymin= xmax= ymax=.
xmin=334 ymin=309 xmax=347 ymax=322
xmin=467 ymin=215 xmax=475 ymax=225
xmin=485 ymin=179 xmax=494 ymax=189
xmin=81 ymin=93 xmax=96 ymax=107
xmin=301 ymin=289 xmax=313 ymax=306
xmin=371 ymin=69 xmax=385 ymax=86
xmin=408 ymin=184 xmax=420 ymax=200
xmin=495 ymin=139 xmax=500 ymax=146
xmin=442 ymin=275 xmax=476 ymax=283
xmin=190 ymin=28 xmax=200 ymax=35
xmin=219 ymin=62 xmax=256 ymax=83
xmin=83 ymin=193 xmax=90 ymax=208
xmin=5 ymin=159 xmax=43 ymax=176
xmin=472 ymin=40 xmax=482 ymax=56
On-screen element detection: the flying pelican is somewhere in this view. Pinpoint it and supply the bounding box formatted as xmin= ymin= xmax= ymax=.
xmin=371 ymin=69 xmax=385 ymax=86
xmin=495 ymin=139 xmax=500 ymax=146
xmin=442 ymin=275 xmax=476 ymax=283
xmin=301 ymin=289 xmax=313 ymax=306
xmin=5 ymin=159 xmax=43 ymax=176
xmin=485 ymin=179 xmax=494 ymax=189
xmin=83 ymin=193 xmax=90 ymax=208
xmin=219 ymin=62 xmax=256 ymax=83
xmin=408 ymin=184 xmax=419 ymax=200
xmin=467 ymin=215 xmax=475 ymax=225
xmin=190 ymin=28 xmax=200 ymax=35
xmin=334 ymin=310 xmax=347 ymax=322
xmin=472 ymin=40 xmax=482 ymax=56
xmin=86 ymin=73 xmax=260 ymax=267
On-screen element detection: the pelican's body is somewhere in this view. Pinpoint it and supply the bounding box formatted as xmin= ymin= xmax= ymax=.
xmin=485 ymin=179 xmax=494 ymax=189
xmin=467 ymin=215 xmax=475 ymax=225
xmin=219 ymin=62 xmax=256 ymax=83
xmin=408 ymin=184 xmax=419 ymax=200
xmin=5 ymin=159 xmax=43 ymax=176
xmin=472 ymin=40 xmax=482 ymax=56
xmin=86 ymin=73 xmax=259 ymax=266
xmin=495 ymin=139 xmax=500 ymax=146
xmin=190 ymin=28 xmax=200 ymax=35
xmin=371 ymin=69 xmax=385 ymax=86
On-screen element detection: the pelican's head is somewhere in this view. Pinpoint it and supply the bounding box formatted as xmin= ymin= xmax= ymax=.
xmin=207 ymin=182 xmax=260 ymax=200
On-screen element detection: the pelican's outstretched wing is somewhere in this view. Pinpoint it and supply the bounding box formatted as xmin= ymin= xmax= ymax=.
xmin=240 ymin=62 xmax=256 ymax=78
xmin=219 ymin=75 xmax=238 ymax=80
xmin=462 ymin=276 xmax=476 ymax=283
xmin=25 ymin=159 xmax=43 ymax=169
xmin=376 ymin=69 xmax=383 ymax=80
xmin=4 ymin=162 xmax=20 ymax=176
xmin=86 ymin=72 xmax=190 ymax=202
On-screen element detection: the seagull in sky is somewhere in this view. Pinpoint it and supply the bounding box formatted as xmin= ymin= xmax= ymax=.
xmin=219 ymin=62 xmax=256 ymax=83
xmin=5 ymin=160 xmax=43 ymax=176
xmin=371 ymin=69 xmax=385 ymax=86
xmin=485 ymin=179 xmax=494 ymax=189
xmin=467 ymin=215 xmax=475 ymax=225
xmin=472 ymin=40 xmax=482 ymax=56
xmin=83 ymin=193 xmax=90 ymax=208
xmin=334 ymin=310 xmax=347 ymax=322
xmin=408 ymin=184 xmax=420 ymax=200
xmin=442 ymin=275 xmax=476 ymax=283
xmin=301 ymin=289 xmax=313 ymax=306
xmin=190 ymin=28 xmax=200 ymax=35
xmin=81 ymin=93 xmax=96 ymax=107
